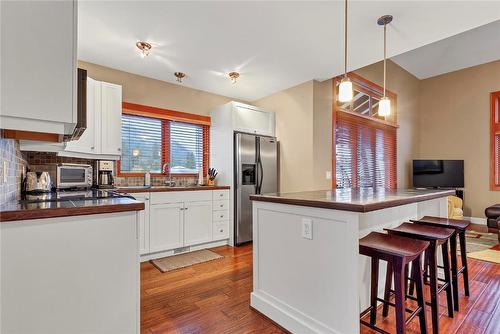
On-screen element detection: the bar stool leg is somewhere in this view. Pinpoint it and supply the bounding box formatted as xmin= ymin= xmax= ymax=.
xmin=449 ymin=233 xmax=460 ymax=312
xmin=383 ymin=261 xmax=393 ymax=317
xmin=428 ymin=246 xmax=439 ymax=334
xmin=411 ymin=255 xmax=427 ymax=334
xmin=441 ymin=241 xmax=454 ymax=318
xmin=459 ymin=231 xmax=470 ymax=297
xmin=393 ymin=259 xmax=406 ymax=334
xmin=370 ymin=257 xmax=379 ymax=325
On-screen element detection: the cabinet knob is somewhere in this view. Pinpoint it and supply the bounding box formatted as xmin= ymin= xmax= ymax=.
xmin=117 ymin=148 xmax=121 ymax=151
xmin=220 ymin=229 xmax=223 ymax=233
xmin=91 ymin=146 xmax=95 ymax=150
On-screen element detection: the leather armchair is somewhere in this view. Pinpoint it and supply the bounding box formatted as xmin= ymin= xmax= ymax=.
xmin=485 ymin=204 xmax=500 ymax=229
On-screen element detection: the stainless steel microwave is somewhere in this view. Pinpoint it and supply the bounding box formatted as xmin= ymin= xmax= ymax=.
xmin=56 ymin=163 xmax=93 ymax=189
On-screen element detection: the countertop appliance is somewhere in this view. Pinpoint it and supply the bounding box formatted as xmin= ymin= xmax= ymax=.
xmin=97 ymin=160 xmax=114 ymax=189
xmin=234 ymin=132 xmax=278 ymax=245
xmin=25 ymin=171 xmax=52 ymax=193
xmin=56 ymin=163 xmax=93 ymax=189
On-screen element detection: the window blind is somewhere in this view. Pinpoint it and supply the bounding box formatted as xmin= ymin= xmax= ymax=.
xmin=168 ymin=122 xmax=204 ymax=174
xmin=335 ymin=112 xmax=397 ymax=189
xmin=121 ymin=114 xmax=163 ymax=173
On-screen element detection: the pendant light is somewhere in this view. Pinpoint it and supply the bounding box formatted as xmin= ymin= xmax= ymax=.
xmin=377 ymin=15 xmax=393 ymax=117
xmin=338 ymin=0 xmax=353 ymax=102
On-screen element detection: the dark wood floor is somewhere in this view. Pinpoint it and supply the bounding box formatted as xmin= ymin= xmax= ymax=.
xmin=141 ymin=231 xmax=499 ymax=334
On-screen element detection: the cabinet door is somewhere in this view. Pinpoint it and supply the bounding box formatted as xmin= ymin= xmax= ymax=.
xmin=132 ymin=193 xmax=150 ymax=255
xmin=149 ymin=203 xmax=184 ymax=252
xmin=184 ymin=201 xmax=213 ymax=246
xmin=100 ymin=82 xmax=122 ymax=155
xmin=233 ymin=105 xmax=275 ymax=137
xmin=64 ymin=78 xmax=99 ymax=154
xmin=0 ymin=0 xmax=77 ymax=133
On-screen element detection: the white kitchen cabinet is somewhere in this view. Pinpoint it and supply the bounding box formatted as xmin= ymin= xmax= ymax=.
xmin=100 ymin=82 xmax=123 ymax=156
xmin=233 ymin=103 xmax=275 ymax=137
xmin=60 ymin=79 xmax=122 ymax=160
xmin=0 ymin=0 xmax=77 ymax=135
xmin=184 ymin=201 xmax=213 ymax=246
xmin=132 ymin=193 xmax=150 ymax=255
xmin=149 ymin=202 xmax=184 ymax=252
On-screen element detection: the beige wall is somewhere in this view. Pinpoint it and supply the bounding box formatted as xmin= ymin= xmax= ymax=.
xmin=418 ymin=60 xmax=500 ymax=217
xmin=254 ymin=81 xmax=316 ymax=193
xmin=78 ymin=61 xmax=238 ymax=116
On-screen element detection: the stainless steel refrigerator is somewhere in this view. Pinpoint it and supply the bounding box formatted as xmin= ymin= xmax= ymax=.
xmin=234 ymin=132 xmax=278 ymax=245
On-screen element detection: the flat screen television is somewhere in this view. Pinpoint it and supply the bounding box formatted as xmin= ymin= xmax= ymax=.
xmin=413 ymin=160 xmax=464 ymax=188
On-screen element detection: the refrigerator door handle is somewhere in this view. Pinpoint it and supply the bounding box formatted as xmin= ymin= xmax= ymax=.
xmin=258 ymin=158 xmax=264 ymax=194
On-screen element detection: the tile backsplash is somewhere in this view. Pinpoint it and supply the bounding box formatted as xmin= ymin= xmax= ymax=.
xmin=0 ymin=139 xmax=27 ymax=204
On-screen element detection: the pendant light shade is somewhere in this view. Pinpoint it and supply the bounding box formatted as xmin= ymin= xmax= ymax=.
xmin=338 ymin=77 xmax=353 ymax=102
xmin=377 ymin=15 xmax=393 ymax=118
xmin=339 ymin=0 xmax=353 ymax=102
xmin=378 ymin=97 xmax=391 ymax=116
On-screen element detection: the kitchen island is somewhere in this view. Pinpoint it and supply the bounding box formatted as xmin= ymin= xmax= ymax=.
xmin=249 ymin=188 xmax=454 ymax=334
xmin=1 ymin=196 xmax=144 ymax=334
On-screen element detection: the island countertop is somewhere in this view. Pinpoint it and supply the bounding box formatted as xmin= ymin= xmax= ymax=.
xmin=249 ymin=188 xmax=455 ymax=212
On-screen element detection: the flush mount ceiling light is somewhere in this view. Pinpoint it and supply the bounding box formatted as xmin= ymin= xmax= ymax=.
xmin=377 ymin=15 xmax=393 ymax=117
xmin=338 ymin=0 xmax=353 ymax=103
xmin=174 ymin=72 xmax=186 ymax=83
xmin=228 ymin=71 xmax=240 ymax=84
xmin=136 ymin=41 xmax=152 ymax=58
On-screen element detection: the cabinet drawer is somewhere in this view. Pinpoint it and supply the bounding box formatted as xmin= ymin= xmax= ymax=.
xmin=213 ymin=190 xmax=230 ymax=201
xmin=213 ymin=210 xmax=229 ymax=222
xmin=213 ymin=222 xmax=229 ymax=240
xmin=213 ymin=200 xmax=229 ymax=211
xmin=151 ymin=190 xmax=212 ymax=204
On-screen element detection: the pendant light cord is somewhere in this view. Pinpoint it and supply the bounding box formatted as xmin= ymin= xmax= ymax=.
xmin=383 ymin=23 xmax=387 ymax=98
xmin=344 ymin=0 xmax=348 ymax=77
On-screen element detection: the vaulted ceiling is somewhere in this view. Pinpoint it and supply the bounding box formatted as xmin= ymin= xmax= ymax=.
xmin=78 ymin=1 xmax=500 ymax=101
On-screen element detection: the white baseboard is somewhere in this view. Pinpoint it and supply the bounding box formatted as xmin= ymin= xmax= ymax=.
xmin=251 ymin=291 xmax=343 ymax=334
xmin=465 ymin=217 xmax=487 ymax=225
xmin=140 ymin=239 xmax=229 ymax=262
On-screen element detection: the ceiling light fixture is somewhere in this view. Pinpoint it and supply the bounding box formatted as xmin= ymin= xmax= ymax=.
xmin=136 ymin=41 xmax=152 ymax=58
xmin=174 ymin=72 xmax=186 ymax=83
xmin=377 ymin=15 xmax=393 ymax=117
xmin=338 ymin=0 xmax=353 ymax=103
xmin=228 ymin=71 xmax=240 ymax=84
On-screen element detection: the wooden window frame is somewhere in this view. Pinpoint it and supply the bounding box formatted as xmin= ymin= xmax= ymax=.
xmin=332 ymin=72 xmax=398 ymax=189
xmin=117 ymin=102 xmax=210 ymax=178
xmin=490 ymin=91 xmax=500 ymax=191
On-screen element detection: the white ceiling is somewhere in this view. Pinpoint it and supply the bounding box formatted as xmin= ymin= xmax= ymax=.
xmin=78 ymin=1 xmax=500 ymax=101
xmin=392 ymin=19 xmax=500 ymax=79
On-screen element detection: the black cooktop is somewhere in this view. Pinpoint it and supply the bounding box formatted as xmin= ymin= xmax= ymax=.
xmin=20 ymin=189 xmax=132 ymax=203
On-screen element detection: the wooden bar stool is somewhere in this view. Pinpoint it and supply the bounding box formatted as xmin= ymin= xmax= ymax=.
xmin=384 ymin=223 xmax=455 ymax=334
xmin=359 ymin=232 xmax=429 ymax=334
xmin=410 ymin=216 xmax=470 ymax=311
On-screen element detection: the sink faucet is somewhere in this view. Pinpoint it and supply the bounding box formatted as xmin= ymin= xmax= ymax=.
xmin=162 ymin=163 xmax=175 ymax=187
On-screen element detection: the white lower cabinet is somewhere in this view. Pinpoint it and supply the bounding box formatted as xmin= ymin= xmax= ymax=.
xmin=132 ymin=193 xmax=150 ymax=255
xmin=149 ymin=202 xmax=184 ymax=252
xmin=184 ymin=200 xmax=213 ymax=246
xmin=137 ymin=189 xmax=230 ymax=260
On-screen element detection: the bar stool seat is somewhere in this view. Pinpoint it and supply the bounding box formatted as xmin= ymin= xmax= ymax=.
xmin=360 ymin=232 xmax=429 ymax=334
xmin=384 ymin=223 xmax=455 ymax=334
xmin=411 ymin=216 xmax=471 ymax=312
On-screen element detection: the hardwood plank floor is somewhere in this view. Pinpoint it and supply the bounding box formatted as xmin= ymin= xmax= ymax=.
xmin=141 ymin=240 xmax=499 ymax=334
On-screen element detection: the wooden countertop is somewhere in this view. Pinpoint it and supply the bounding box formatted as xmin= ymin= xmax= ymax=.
xmin=0 ymin=197 xmax=145 ymax=222
xmin=115 ymin=185 xmax=230 ymax=193
xmin=250 ymin=188 xmax=455 ymax=213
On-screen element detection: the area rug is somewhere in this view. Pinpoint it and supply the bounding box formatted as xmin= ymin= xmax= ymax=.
xmin=150 ymin=250 xmax=223 ymax=273
xmin=461 ymin=230 xmax=499 ymax=264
